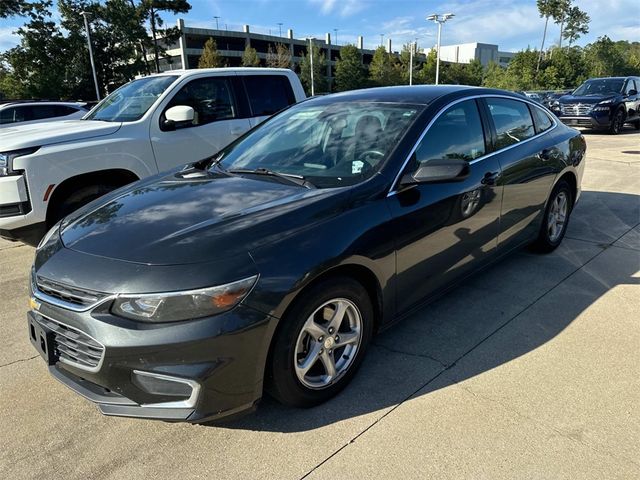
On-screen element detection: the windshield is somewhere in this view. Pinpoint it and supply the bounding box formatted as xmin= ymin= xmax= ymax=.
xmin=217 ymin=101 xmax=422 ymax=188
xmin=573 ymin=79 xmax=624 ymax=96
xmin=85 ymin=75 xmax=178 ymax=122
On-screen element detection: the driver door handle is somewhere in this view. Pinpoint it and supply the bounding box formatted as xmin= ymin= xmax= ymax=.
xmin=538 ymin=149 xmax=551 ymax=161
xmin=481 ymin=171 xmax=499 ymax=186
xmin=230 ymin=126 xmax=245 ymax=136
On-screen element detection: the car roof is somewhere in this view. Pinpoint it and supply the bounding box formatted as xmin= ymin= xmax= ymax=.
xmin=302 ymin=85 xmax=528 ymax=106
xmin=152 ymin=67 xmax=297 ymax=78
xmin=0 ymin=100 xmax=86 ymax=107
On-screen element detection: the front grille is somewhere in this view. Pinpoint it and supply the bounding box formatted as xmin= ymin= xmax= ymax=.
xmin=561 ymin=103 xmax=592 ymax=116
xmin=37 ymin=315 xmax=105 ymax=371
xmin=35 ymin=275 xmax=108 ymax=309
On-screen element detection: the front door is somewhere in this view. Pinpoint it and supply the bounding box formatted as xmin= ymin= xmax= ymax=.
xmin=150 ymin=75 xmax=251 ymax=172
xmin=389 ymin=99 xmax=503 ymax=314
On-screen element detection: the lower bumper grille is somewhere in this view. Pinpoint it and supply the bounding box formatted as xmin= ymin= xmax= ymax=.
xmin=37 ymin=315 xmax=105 ymax=371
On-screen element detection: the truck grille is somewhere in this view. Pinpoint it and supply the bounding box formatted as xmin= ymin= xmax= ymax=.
xmin=35 ymin=275 xmax=108 ymax=309
xmin=561 ymin=103 xmax=592 ymax=116
xmin=37 ymin=315 xmax=105 ymax=371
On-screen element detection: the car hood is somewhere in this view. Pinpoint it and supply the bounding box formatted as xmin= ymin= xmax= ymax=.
xmin=0 ymin=119 xmax=121 ymax=151
xmin=559 ymin=94 xmax=618 ymax=105
xmin=60 ymin=170 xmax=343 ymax=265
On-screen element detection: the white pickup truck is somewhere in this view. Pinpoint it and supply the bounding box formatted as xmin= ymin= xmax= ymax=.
xmin=0 ymin=68 xmax=305 ymax=244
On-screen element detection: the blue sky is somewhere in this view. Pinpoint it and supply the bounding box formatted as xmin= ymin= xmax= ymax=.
xmin=1 ymin=0 xmax=638 ymax=53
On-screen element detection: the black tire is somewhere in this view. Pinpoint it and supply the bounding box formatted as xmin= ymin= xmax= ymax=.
xmin=267 ymin=277 xmax=374 ymax=408
xmin=48 ymin=183 xmax=116 ymax=226
xmin=609 ymin=109 xmax=625 ymax=135
xmin=634 ymin=119 xmax=640 ymax=130
xmin=531 ymin=180 xmax=573 ymax=253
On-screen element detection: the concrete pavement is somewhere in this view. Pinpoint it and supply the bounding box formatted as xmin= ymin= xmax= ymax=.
xmin=1 ymin=129 xmax=638 ymax=479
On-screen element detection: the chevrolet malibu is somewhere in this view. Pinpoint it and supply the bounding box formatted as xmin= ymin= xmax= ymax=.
xmin=28 ymin=86 xmax=585 ymax=422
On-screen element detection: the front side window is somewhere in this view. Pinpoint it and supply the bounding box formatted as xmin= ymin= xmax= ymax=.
xmin=217 ymin=101 xmax=422 ymax=188
xmin=86 ymin=75 xmax=178 ymax=122
xmin=486 ymin=98 xmax=535 ymax=149
xmin=166 ymin=77 xmax=236 ymax=126
xmin=243 ymin=75 xmax=295 ymax=117
xmin=31 ymin=105 xmax=58 ymax=120
xmin=414 ymin=99 xmax=486 ymax=165
xmin=624 ymin=80 xmax=637 ymax=94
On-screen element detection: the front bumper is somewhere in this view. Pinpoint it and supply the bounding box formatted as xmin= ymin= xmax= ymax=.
xmin=27 ymin=299 xmax=274 ymax=422
xmin=558 ymin=112 xmax=611 ymax=129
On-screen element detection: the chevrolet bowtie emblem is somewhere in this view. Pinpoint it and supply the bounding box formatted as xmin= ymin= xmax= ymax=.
xmin=29 ymin=297 xmax=41 ymax=311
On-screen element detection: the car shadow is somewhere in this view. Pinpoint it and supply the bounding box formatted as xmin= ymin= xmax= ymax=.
xmin=217 ymin=190 xmax=639 ymax=433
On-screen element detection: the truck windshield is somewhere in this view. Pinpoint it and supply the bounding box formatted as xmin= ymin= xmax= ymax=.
xmin=573 ymin=79 xmax=624 ymax=96
xmin=85 ymin=76 xmax=178 ymax=122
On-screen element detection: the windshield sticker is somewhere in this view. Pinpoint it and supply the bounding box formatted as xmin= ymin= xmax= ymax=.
xmin=352 ymin=160 xmax=364 ymax=174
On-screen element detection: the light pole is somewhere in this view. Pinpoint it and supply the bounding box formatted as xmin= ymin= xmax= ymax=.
xmin=307 ymin=38 xmax=315 ymax=96
xmin=213 ymin=16 xmax=220 ymax=30
xmin=278 ymin=22 xmax=283 ymax=37
xmin=333 ymin=28 xmax=338 ymax=45
xmin=409 ymin=41 xmax=415 ymax=85
xmin=426 ymin=13 xmax=454 ymax=85
xmin=80 ymin=11 xmax=100 ymax=101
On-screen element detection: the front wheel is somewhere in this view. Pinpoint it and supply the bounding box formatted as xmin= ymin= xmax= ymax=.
xmin=267 ymin=277 xmax=374 ymax=408
xmin=531 ymin=180 xmax=573 ymax=253
xmin=609 ymin=109 xmax=625 ymax=135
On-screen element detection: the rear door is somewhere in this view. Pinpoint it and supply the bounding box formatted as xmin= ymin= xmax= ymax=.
xmin=149 ymin=74 xmax=252 ymax=172
xmin=481 ymin=97 xmax=557 ymax=251
xmin=389 ymin=99 xmax=503 ymax=314
xmin=623 ymin=79 xmax=639 ymax=121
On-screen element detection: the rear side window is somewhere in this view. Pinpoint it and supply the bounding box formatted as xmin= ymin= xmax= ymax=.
xmin=31 ymin=105 xmax=62 ymax=120
xmin=0 ymin=106 xmax=30 ymax=123
xmin=0 ymin=107 xmax=18 ymax=124
xmin=486 ymin=98 xmax=535 ymax=149
xmin=530 ymin=105 xmax=553 ymax=134
xmin=54 ymin=105 xmax=81 ymax=117
xmin=414 ymin=99 xmax=486 ymax=165
xmin=243 ymin=75 xmax=295 ymax=117
xmin=167 ymin=77 xmax=236 ymax=126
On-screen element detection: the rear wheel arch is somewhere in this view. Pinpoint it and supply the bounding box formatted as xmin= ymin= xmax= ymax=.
xmin=45 ymin=169 xmax=139 ymax=226
xmin=556 ymin=171 xmax=577 ymax=211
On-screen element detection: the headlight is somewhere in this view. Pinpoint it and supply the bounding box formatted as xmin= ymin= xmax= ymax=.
xmin=111 ymin=275 xmax=258 ymax=322
xmin=592 ymin=105 xmax=611 ymax=112
xmin=0 ymin=147 xmax=39 ymax=176
xmin=597 ymin=99 xmax=614 ymax=105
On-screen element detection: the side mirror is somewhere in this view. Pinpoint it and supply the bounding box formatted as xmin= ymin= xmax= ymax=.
xmin=400 ymin=159 xmax=469 ymax=186
xmin=162 ymin=105 xmax=195 ymax=131
xmin=628 ymin=89 xmax=638 ymax=96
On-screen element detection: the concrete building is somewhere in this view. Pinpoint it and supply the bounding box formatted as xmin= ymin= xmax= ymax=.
xmin=155 ymin=20 xmax=426 ymax=89
xmin=428 ymin=42 xmax=515 ymax=67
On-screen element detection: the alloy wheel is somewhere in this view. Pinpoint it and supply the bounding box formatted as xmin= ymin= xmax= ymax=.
xmin=293 ymin=298 xmax=362 ymax=390
xmin=547 ymin=191 xmax=568 ymax=243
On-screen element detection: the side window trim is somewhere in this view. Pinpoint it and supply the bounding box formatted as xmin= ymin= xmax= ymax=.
xmin=388 ymin=94 xmax=558 ymax=196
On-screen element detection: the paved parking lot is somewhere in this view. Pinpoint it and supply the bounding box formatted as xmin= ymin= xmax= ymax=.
xmin=1 ymin=129 xmax=639 ymax=479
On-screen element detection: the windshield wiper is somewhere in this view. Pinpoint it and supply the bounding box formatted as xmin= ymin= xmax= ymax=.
xmin=228 ymin=168 xmax=315 ymax=189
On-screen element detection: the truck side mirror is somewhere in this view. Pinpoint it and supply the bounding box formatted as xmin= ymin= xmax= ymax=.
xmin=162 ymin=105 xmax=195 ymax=131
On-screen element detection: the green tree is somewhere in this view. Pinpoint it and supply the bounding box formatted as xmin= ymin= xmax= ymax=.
xmin=198 ymin=38 xmax=223 ymax=68
xmin=563 ymin=6 xmax=590 ymax=47
xmin=553 ymin=0 xmax=571 ymax=48
xmin=415 ymin=49 xmax=437 ymax=84
xmin=299 ymin=43 xmax=327 ymax=94
xmin=584 ymin=36 xmax=627 ymax=77
xmin=241 ymin=45 xmax=260 ymax=67
xmin=334 ymin=44 xmax=366 ymax=91
xmin=266 ymin=43 xmax=291 ymax=69
xmin=536 ymin=0 xmax=563 ymax=71
xmin=369 ymin=45 xmax=401 ymax=86
xmin=138 ymin=0 xmax=191 ymax=73
xmin=482 ymin=61 xmax=507 ymax=89
xmin=0 ymin=0 xmax=31 ymax=17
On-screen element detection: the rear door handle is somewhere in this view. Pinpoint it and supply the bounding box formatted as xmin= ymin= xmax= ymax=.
xmin=538 ymin=149 xmax=551 ymax=161
xmin=230 ymin=127 xmax=245 ymax=136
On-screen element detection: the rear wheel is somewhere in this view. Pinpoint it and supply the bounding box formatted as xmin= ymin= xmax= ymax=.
xmin=532 ymin=180 xmax=573 ymax=253
xmin=267 ymin=277 xmax=374 ymax=408
xmin=633 ymin=119 xmax=640 ymax=130
xmin=609 ymin=109 xmax=625 ymax=135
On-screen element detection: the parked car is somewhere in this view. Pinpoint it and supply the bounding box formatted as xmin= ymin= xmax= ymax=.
xmin=0 ymin=68 xmax=305 ymax=245
xmin=540 ymin=90 xmax=572 ymax=111
xmin=0 ymin=101 xmax=87 ymax=128
xmin=28 ymin=86 xmax=585 ymax=423
xmin=550 ymin=76 xmax=640 ymax=133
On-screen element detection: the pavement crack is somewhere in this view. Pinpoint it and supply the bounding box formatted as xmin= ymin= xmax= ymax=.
xmin=0 ymin=355 xmax=38 ymax=369
xmin=370 ymin=342 xmax=449 ymax=368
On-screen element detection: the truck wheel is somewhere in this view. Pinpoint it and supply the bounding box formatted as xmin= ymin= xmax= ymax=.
xmin=634 ymin=119 xmax=640 ymax=130
xmin=48 ymin=184 xmax=115 ymax=226
xmin=609 ymin=109 xmax=625 ymax=135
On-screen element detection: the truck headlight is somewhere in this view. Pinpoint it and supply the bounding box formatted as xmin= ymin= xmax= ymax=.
xmin=0 ymin=147 xmax=39 ymax=176
xmin=592 ymin=105 xmax=611 ymax=112
xmin=111 ymin=275 xmax=258 ymax=322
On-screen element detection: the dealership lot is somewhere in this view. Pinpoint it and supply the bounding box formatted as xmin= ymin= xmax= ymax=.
xmin=1 ymin=130 xmax=638 ymax=479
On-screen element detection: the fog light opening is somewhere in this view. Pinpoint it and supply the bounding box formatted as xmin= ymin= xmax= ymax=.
xmin=131 ymin=370 xmax=201 ymax=409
